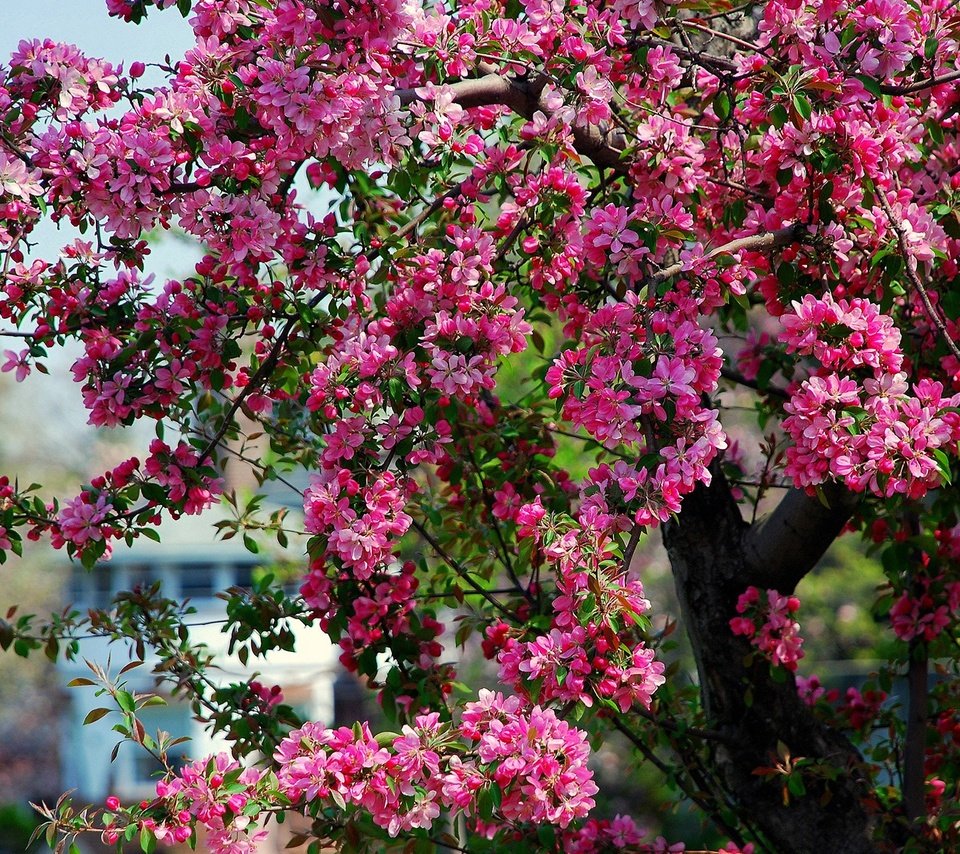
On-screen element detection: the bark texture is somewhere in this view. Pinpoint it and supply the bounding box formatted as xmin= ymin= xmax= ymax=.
xmin=662 ymin=469 xmax=876 ymax=854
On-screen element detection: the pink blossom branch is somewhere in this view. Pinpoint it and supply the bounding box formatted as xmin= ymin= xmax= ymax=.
xmin=875 ymin=190 xmax=960 ymax=363
xmin=627 ymin=36 xmax=739 ymax=73
xmin=879 ymin=68 xmax=960 ymax=95
xmin=651 ymin=223 xmax=805 ymax=283
xmin=0 ymin=128 xmax=37 ymax=169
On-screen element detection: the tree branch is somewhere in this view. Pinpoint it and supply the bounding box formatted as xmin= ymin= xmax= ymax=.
xmin=720 ymin=366 xmax=789 ymax=400
xmin=396 ymin=75 xmax=629 ymax=172
xmin=878 ymin=69 xmax=960 ymax=95
xmin=410 ymin=518 xmax=521 ymax=623
xmin=652 ymin=223 xmax=805 ymax=283
xmin=742 ymin=482 xmax=861 ymax=593
xmin=663 ymin=465 xmax=875 ymax=852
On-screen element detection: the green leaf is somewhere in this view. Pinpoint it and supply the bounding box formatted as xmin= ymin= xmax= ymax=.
xmin=714 ymin=90 xmax=732 ymax=122
xmin=787 ymin=775 xmax=807 ymax=797
xmin=776 ymin=262 xmax=797 ymax=285
xmin=933 ymin=449 xmax=953 ymax=484
xmin=83 ymin=707 xmax=111 ymax=725
xmin=140 ymin=825 xmax=157 ymax=854
xmin=115 ymin=690 xmax=136 ymax=713
xmin=769 ymin=104 xmax=788 ymax=129
xmin=858 ymin=75 xmax=883 ymax=98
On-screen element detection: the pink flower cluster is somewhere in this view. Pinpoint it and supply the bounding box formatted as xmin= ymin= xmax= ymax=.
xmin=781 ymin=294 xmax=960 ymax=498
xmin=384 ymin=223 xmax=531 ymax=400
xmin=781 ymin=292 xmax=904 ymax=374
xmin=303 ymin=468 xmax=414 ymax=581
xmin=301 ymin=558 xmax=444 ymax=677
xmin=561 ymin=814 xmax=646 ymax=852
xmin=495 ymin=506 xmax=665 ymax=712
xmin=730 ymin=586 xmax=805 ymax=672
xmin=102 ymin=754 xmax=267 ymax=853
xmin=890 ymin=576 xmax=960 ymax=643
xmin=545 ymin=292 xmax=726 ymax=529
xmin=275 ymin=691 xmax=598 ymax=835
xmin=7 ymin=38 xmax=119 ymax=119
xmin=797 ymin=675 xmax=889 ymax=733
xmin=838 ymin=686 xmax=888 ymax=731
xmin=143 ymin=440 xmax=223 ymax=516
xmin=54 ymin=493 xmax=114 ymax=559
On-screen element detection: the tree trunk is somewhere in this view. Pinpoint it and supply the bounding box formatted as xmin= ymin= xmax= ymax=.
xmin=662 ymin=469 xmax=878 ymax=853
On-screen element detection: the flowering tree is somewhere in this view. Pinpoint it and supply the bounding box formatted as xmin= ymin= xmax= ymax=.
xmin=2 ymin=0 xmax=960 ymax=850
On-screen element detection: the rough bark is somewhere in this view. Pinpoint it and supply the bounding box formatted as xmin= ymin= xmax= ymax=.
xmin=743 ymin=482 xmax=861 ymax=593
xmin=662 ymin=469 xmax=876 ymax=854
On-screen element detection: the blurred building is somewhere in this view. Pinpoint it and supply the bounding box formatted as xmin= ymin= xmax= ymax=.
xmin=58 ymin=507 xmax=346 ymax=810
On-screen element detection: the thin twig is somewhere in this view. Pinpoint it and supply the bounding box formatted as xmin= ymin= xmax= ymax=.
xmin=679 ymin=19 xmax=763 ymax=53
xmin=720 ymin=366 xmax=789 ymax=400
xmin=609 ymin=716 xmax=749 ymax=846
xmin=410 ymin=518 xmax=520 ymax=622
xmin=879 ymin=68 xmax=960 ymax=95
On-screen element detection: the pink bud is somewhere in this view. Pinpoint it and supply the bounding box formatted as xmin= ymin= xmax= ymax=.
xmin=129 ymin=61 xmax=145 ymax=79
xmin=105 ymin=795 xmax=121 ymax=811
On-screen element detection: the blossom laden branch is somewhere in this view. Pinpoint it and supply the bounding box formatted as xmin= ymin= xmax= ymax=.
xmin=396 ymin=74 xmax=629 ymax=171
xmin=651 ymin=224 xmax=806 ymax=283
xmin=878 ymin=68 xmax=960 ymax=95
xmin=875 ymin=190 xmax=960 ymax=364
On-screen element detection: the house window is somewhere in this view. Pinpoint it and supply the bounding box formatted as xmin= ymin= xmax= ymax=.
xmin=232 ymin=564 xmax=256 ymax=590
xmin=125 ymin=563 xmax=155 ymax=593
xmin=178 ymin=563 xmax=216 ymax=600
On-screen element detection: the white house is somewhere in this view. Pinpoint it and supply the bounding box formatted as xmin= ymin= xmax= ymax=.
xmin=58 ymin=508 xmax=343 ymax=806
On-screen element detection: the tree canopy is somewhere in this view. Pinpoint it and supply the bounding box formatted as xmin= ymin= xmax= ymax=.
xmin=2 ymin=0 xmax=960 ymax=851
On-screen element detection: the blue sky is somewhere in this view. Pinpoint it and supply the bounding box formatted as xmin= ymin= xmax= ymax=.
xmin=2 ymin=1 xmax=194 ymax=69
